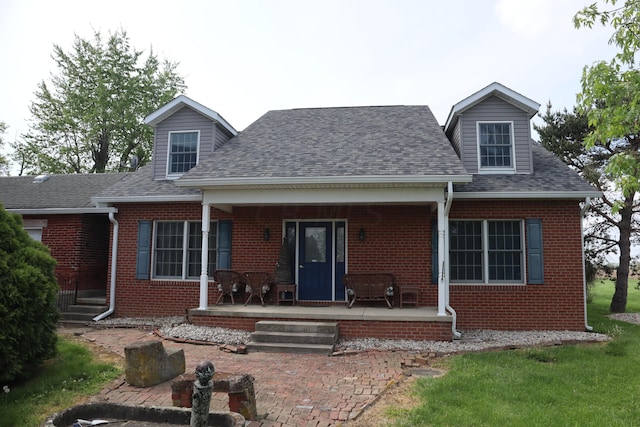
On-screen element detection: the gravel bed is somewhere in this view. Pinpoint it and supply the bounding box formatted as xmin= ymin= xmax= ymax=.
xmin=94 ymin=316 xmax=611 ymax=354
xmin=609 ymin=312 xmax=640 ymax=324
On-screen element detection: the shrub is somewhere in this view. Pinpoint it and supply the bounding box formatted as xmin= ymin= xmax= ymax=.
xmin=0 ymin=204 xmax=59 ymax=383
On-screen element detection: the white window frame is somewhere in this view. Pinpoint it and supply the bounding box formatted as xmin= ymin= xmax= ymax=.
xmin=166 ymin=130 xmax=200 ymax=178
xmin=449 ymin=219 xmax=525 ymax=285
xmin=23 ymin=219 xmax=47 ymax=242
xmin=152 ymin=220 xmax=217 ymax=280
xmin=476 ymin=121 xmax=515 ymax=174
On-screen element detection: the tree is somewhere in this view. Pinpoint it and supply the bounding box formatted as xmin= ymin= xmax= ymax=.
xmin=0 ymin=204 xmax=59 ymax=383
xmin=535 ymin=104 xmax=638 ymax=298
xmin=574 ymin=1 xmax=640 ymax=312
xmin=18 ymin=29 xmax=186 ymax=174
xmin=0 ymin=122 xmax=9 ymax=176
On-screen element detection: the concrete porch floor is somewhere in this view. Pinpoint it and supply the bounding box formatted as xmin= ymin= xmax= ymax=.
xmin=190 ymin=304 xmax=451 ymax=323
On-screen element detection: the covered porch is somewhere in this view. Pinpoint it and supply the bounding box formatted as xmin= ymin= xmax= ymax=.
xmin=175 ymin=177 xmax=470 ymax=342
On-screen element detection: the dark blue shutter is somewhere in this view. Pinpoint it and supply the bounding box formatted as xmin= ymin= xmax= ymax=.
xmin=217 ymin=220 xmax=232 ymax=269
xmin=526 ymin=219 xmax=544 ymax=284
xmin=432 ymin=220 xmax=438 ymax=284
xmin=135 ymin=220 xmax=152 ymax=280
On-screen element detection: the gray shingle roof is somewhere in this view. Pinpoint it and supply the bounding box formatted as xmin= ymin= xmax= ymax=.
xmin=454 ymin=142 xmax=599 ymax=197
xmin=92 ymin=164 xmax=201 ymax=200
xmin=183 ymin=105 xmax=469 ymax=180
xmin=0 ymin=173 xmax=129 ymax=209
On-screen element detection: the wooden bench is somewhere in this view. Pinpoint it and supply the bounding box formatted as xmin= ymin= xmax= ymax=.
xmin=343 ymin=273 xmax=396 ymax=309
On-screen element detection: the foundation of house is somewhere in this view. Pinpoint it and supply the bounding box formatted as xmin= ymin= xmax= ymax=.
xmin=189 ymin=305 xmax=453 ymax=341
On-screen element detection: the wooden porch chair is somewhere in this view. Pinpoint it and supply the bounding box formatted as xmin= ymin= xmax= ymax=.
xmin=213 ymin=269 xmax=245 ymax=305
xmin=243 ymin=271 xmax=272 ymax=306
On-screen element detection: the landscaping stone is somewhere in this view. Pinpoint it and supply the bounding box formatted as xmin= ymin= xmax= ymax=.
xmin=124 ymin=340 xmax=185 ymax=387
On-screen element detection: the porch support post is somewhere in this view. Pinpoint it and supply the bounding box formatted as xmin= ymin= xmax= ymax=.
xmin=198 ymin=203 xmax=210 ymax=310
xmin=437 ymin=201 xmax=447 ymax=316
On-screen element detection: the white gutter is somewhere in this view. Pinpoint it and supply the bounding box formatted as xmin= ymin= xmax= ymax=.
xmin=8 ymin=207 xmax=117 ymax=215
xmin=581 ymin=197 xmax=593 ymax=331
xmin=92 ymin=194 xmax=202 ymax=207
xmin=444 ymin=181 xmax=462 ymax=338
xmin=454 ymin=191 xmax=602 ymax=200
xmin=93 ymin=211 xmax=118 ymax=321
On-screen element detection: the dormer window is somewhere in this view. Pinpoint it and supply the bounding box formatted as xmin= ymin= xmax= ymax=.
xmin=167 ymin=130 xmax=200 ymax=177
xmin=477 ymin=122 xmax=514 ymax=172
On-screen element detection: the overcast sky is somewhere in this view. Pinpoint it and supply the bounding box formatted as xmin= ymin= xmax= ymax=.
xmin=0 ymin=0 xmax=617 ymax=161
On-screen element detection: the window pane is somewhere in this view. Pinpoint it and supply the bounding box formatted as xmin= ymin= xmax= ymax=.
xmin=169 ymin=132 xmax=198 ymax=174
xmin=154 ymin=222 xmax=184 ymax=278
xmin=488 ymin=221 xmax=522 ymax=282
xmin=305 ymin=227 xmax=326 ymax=262
xmin=449 ymin=221 xmax=483 ymax=281
xmin=186 ymin=222 xmax=217 ymax=279
xmin=336 ymin=226 xmax=345 ymax=263
xmin=479 ymin=123 xmax=512 ymax=168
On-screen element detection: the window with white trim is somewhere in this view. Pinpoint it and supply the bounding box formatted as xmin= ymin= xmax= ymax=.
xmin=153 ymin=221 xmax=217 ymax=279
xmin=450 ymin=220 xmax=523 ymax=283
xmin=167 ymin=131 xmax=199 ymax=176
xmin=477 ymin=122 xmax=514 ymax=170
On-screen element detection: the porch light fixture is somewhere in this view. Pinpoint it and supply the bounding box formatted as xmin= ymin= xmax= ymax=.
xmin=359 ymin=228 xmax=365 ymax=241
xmin=263 ymin=227 xmax=271 ymax=241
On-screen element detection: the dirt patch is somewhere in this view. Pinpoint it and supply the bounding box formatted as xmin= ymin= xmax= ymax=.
xmin=342 ymin=359 xmax=447 ymax=427
xmin=343 ymin=375 xmax=420 ymax=426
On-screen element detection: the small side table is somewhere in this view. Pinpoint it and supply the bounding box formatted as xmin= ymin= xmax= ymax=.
xmin=275 ymin=283 xmax=297 ymax=305
xmin=399 ymin=285 xmax=419 ymax=308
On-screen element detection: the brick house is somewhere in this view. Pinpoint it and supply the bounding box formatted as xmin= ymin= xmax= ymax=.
xmin=0 ymin=173 xmax=127 ymax=291
xmin=3 ymin=83 xmax=600 ymax=340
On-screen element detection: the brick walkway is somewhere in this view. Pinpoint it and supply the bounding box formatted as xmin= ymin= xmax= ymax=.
xmin=65 ymin=327 xmax=413 ymax=426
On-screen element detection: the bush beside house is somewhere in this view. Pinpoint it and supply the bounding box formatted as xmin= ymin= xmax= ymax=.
xmin=0 ymin=204 xmax=59 ymax=383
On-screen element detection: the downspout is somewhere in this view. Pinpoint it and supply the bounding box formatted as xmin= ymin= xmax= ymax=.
xmin=93 ymin=211 xmax=118 ymax=321
xmin=444 ymin=181 xmax=462 ymax=338
xmin=581 ymin=197 xmax=593 ymax=331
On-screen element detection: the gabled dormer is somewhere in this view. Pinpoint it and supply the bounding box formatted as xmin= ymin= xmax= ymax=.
xmin=144 ymin=95 xmax=237 ymax=180
xmin=444 ymin=82 xmax=540 ymax=175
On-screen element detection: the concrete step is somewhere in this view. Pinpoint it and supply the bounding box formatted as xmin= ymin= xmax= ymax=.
xmin=59 ymin=312 xmax=95 ymax=322
xmin=246 ymin=341 xmax=335 ymax=355
xmin=57 ymin=318 xmax=91 ymax=327
xmin=76 ymin=296 xmax=107 ymax=305
xmin=249 ymin=321 xmax=338 ymax=355
xmin=250 ymin=331 xmax=337 ymax=345
xmin=65 ymin=304 xmax=108 ymax=314
xmin=254 ymin=320 xmax=339 ymax=334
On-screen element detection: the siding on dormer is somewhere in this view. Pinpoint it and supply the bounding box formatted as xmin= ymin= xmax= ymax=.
xmin=458 ymin=96 xmax=533 ymax=174
xmin=152 ymin=106 xmax=233 ymax=180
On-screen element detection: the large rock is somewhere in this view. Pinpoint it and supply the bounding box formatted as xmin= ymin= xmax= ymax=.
xmin=125 ymin=340 xmax=185 ymax=387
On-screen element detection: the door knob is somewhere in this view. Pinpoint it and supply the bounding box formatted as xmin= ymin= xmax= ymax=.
xmin=299 ymin=265 xmax=305 ymax=269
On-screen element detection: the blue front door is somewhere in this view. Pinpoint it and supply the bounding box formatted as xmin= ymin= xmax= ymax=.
xmin=298 ymin=222 xmax=333 ymax=300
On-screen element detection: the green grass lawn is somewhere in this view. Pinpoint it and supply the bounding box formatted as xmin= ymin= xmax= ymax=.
xmin=0 ymin=336 xmax=122 ymax=427
xmin=385 ymin=280 xmax=640 ymax=427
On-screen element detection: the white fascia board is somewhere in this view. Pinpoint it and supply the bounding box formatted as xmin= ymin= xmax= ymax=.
xmin=91 ymin=194 xmax=202 ymax=206
xmin=144 ymin=95 xmax=237 ymax=136
xmin=444 ymin=82 xmax=541 ymax=132
xmin=177 ymin=174 xmax=473 ymax=188
xmin=454 ymin=190 xmax=602 ymax=200
xmin=8 ymin=207 xmax=118 ymax=215
xmin=203 ymin=186 xmax=446 ymax=206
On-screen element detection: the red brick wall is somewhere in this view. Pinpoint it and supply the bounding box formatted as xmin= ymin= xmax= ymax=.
xmin=189 ymin=313 xmax=452 ymax=341
xmin=107 ymin=203 xmax=231 ymax=317
xmin=448 ymin=199 xmax=586 ymax=331
xmin=109 ymin=200 xmax=587 ymax=333
xmin=24 ymin=214 xmax=110 ymax=291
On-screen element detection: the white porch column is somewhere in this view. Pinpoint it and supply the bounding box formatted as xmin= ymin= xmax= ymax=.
xmin=198 ymin=203 xmax=211 ymax=310
xmin=437 ymin=200 xmax=447 ymax=316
